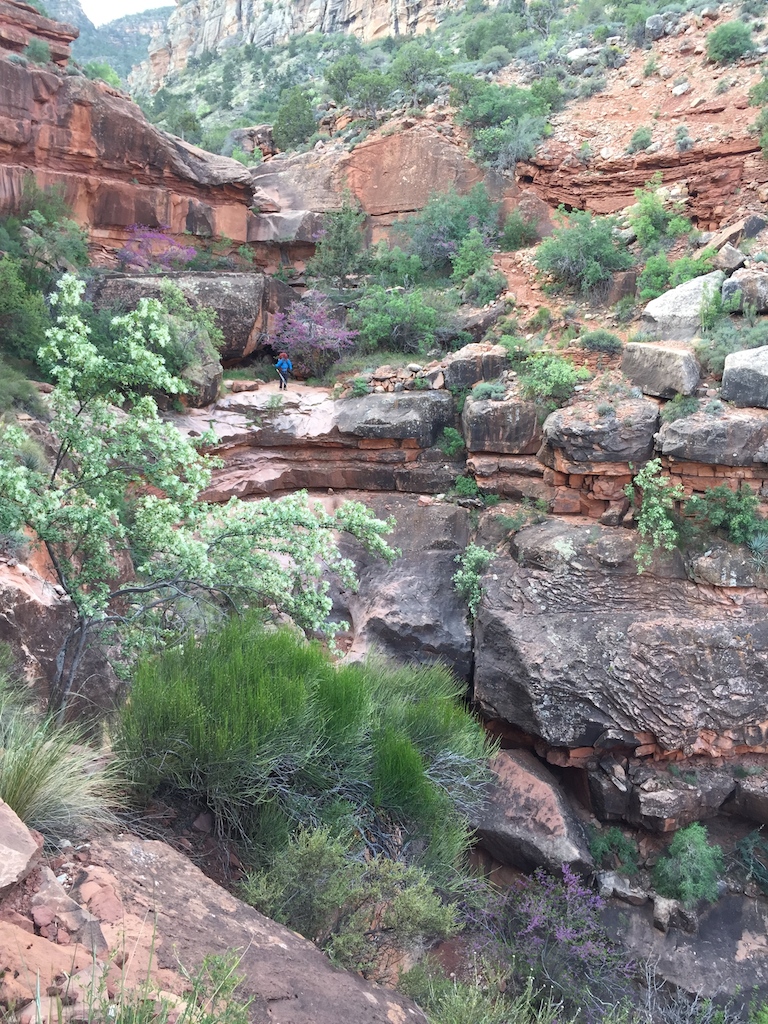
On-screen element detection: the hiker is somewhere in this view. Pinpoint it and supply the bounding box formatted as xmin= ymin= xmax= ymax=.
xmin=275 ymin=351 xmax=293 ymax=390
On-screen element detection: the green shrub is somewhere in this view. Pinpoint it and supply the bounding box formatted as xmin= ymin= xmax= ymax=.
xmin=0 ymin=255 xmax=51 ymax=362
xmin=118 ymin=618 xmax=490 ymax=878
xmin=653 ymin=822 xmax=724 ymax=907
xmin=23 ymin=39 xmax=51 ymax=64
xmin=242 ymin=828 xmax=457 ymax=978
xmin=706 ymin=21 xmax=753 ymax=64
xmin=454 ymin=474 xmax=480 ymax=497
xmin=637 ymin=251 xmax=714 ymax=301
xmin=500 ymin=209 xmax=539 ymax=250
xmin=0 ymin=357 xmax=44 ymax=415
xmin=748 ymin=77 xmax=768 ymax=107
xmin=398 ymin=184 xmax=500 ymax=273
xmin=472 ymin=380 xmax=507 ymax=401
xmin=696 ymin=318 xmax=768 ymax=377
xmin=627 ymin=126 xmax=652 ymax=153
xmin=528 ymin=306 xmax=552 ymax=332
xmin=368 ymin=243 xmax=423 ymax=288
xmin=451 ymin=228 xmax=493 ymax=284
xmin=590 ymin=826 xmax=639 ymax=875
xmin=536 ymin=208 xmax=632 ymax=294
xmin=686 ymin=483 xmax=764 ymax=545
xmin=462 ymin=267 xmax=507 ymax=305
xmin=84 ymin=61 xmax=121 ymax=88
xmin=629 ymin=174 xmax=693 ymax=249
xmin=349 ymin=376 xmax=371 ymax=397
xmin=660 ymin=393 xmax=699 ymax=423
xmin=273 ymin=87 xmax=315 ymax=150
xmin=306 ymin=192 xmax=367 ymax=288
xmin=518 ymin=352 xmax=590 ymax=407
xmin=349 ymin=286 xmax=457 ymax=354
xmin=0 ymin=675 xmax=118 ymax=845
xmin=438 ymin=426 xmax=466 ymax=457
xmin=579 ymin=329 xmax=622 ymax=354
xmin=453 ymin=543 xmax=493 ymax=617
xmin=624 ymin=458 xmax=685 ymax=572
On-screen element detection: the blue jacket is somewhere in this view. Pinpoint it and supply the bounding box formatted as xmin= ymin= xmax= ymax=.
xmin=275 ymin=358 xmax=293 ymax=372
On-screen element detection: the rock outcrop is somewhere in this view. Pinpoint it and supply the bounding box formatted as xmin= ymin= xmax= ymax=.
xmin=132 ymin=0 xmax=466 ymax=93
xmin=621 ymin=343 xmax=701 ymax=397
xmin=640 ymin=272 xmax=725 ymax=341
xmin=0 ymin=0 xmax=75 ymax=65
xmin=0 ymin=5 xmax=258 ymax=253
xmin=0 ymin=800 xmax=41 ymax=896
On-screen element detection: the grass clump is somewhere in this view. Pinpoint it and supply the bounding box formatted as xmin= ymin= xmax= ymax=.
xmin=472 ymin=380 xmax=507 ymax=401
xmin=653 ymin=822 xmax=724 ymax=907
xmin=117 ymin=617 xmax=491 ymax=881
xmin=659 ymin=393 xmax=700 ymax=423
xmin=590 ymin=826 xmax=639 ymax=875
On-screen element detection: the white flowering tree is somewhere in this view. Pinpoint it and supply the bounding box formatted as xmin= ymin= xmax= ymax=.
xmin=0 ymin=276 xmax=396 ymax=719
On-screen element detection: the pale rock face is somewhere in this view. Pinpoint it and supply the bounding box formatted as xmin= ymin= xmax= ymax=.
xmin=132 ymin=0 xmax=466 ymax=92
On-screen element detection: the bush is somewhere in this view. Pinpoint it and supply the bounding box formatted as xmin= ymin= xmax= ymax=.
xmin=453 ymin=543 xmax=492 ymax=617
xmin=500 ymin=209 xmax=539 ymax=250
xmin=472 ymin=114 xmax=548 ymax=170
xmin=306 ymin=192 xmax=367 ymax=288
xmin=0 ymin=254 xmax=51 ymax=361
xmin=462 ymin=267 xmax=507 ymax=305
xmin=590 ymin=826 xmax=639 ymax=875
xmin=454 ymin=474 xmax=480 ymax=497
xmin=627 ymin=125 xmax=652 ymax=153
xmin=660 ymin=393 xmax=699 ymax=423
xmin=518 ymin=352 xmax=590 ymax=407
xmin=686 ymin=483 xmax=764 ymax=545
xmin=629 ymin=175 xmax=694 ymax=249
xmin=242 ymin=828 xmax=457 ymax=978
xmin=349 ymin=286 xmax=457 ymax=354
xmin=624 ymin=458 xmax=685 ymax=572
xmin=84 ymin=61 xmax=121 ymax=87
xmin=706 ymin=21 xmax=753 ymax=64
xmin=0 ymin=674 xmax=118 ymax=845
xmin=472 ymin=380 xmax=507 ymax=400
xmin=653 ymin=822 xmax=724 ymax=907
xmin=116 ymin=225 xmax=197 ymax=272
xmin=368 ymin=243 xmax=423 ymax=288
xmin=398 ymin=184 xmax=500 ymax=273
xmin=0 ymin=357 xmax=44 ymax=415
xmin=273 ymin=87 xmax=315 ymax=150
xmin=579 ymin=329 xmax=622 ymax=353
xmin=451 ymin=228 xmax=493 ymax=284
xmin=696 ymin=318 xmax=768 ymax=377
xmin=637 ymin=251 xmax=714 ymax=301
xmin=24 ymin=39 xmax=51 ymax=64
xmin=118 ymin=618 xmax=490 ymax=877
xmin=438 ymin=426 xmax=466 ymax=457
xmin=270 ymin=291 xmax=359 ymax=378
xmin=536 ymin=208 xmax=632 ymax=294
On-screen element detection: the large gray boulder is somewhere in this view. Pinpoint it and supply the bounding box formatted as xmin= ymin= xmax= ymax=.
xmin=622 ymin=343 xmax=701 ymax=397
xmin=89 ymin=271 xmax=296 ymax=362
xmin=462 ymin=397 xmax=541 ymax=454
xmin=722 ymin=269 xmax=768 ymax=313
xmin=721 ymin=346 xmax=768 ymax=407
xmin=0 ymin=800 xmax=40 ymax=897
xmin=442 ymin=343 xmax=507 ymax=389
xmin=539 ymin=398 xmax=659 ymax=468
xmin=336 ymin=391 xmax=455 ymax=448
xmin=473 ymin=520 xmax=768 ymax=753
xmin=640 ymin=271 xmax=725 ymax=340
xmin=473 ymin=750 xmax=593 ymax=873
xmin=656 ymin=406 xmax=768 ymax=465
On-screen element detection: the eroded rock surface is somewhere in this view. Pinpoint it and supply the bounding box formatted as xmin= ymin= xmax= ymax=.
xmin=640 ymin=272 xmax=724 ymax=341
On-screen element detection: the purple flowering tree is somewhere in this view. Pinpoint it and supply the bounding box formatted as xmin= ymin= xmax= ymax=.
xmin=272 ymin=291 xmax=358 ymax=378
xmin=117 ymin=225 xmax=197 ymax=272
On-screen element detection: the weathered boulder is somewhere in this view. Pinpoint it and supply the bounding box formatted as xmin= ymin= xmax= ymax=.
xmin=713 ymin=242 xmax=746 ymax=273
xmin=627 ymin=765 xmax=735 ymax=832
xmin=656 ymin=406 xmax=768 ymax=465
xmin=732 ymin=774 xmax=768 ymax=825
xmin=339 ymin=495 xmax=473 ymax=679
xmin=721 ymin=346 xmax=768 ymax=407
xmin=473 ymin=520 xmax=768 ymax=753
xmin=709 ymin=215 xmax=768 ymax=252
xmin=89 ymin=272 xmax=296 ymax=363
xmin=442 ymin=343 xmax=508 ymax=390
xmin=622 ymin=343 xmax=701 ymax=397
xmin=0 ymin=800 xmax=40 ymax=896
xmin=473 ymin=750 xmax=593 ymax=873
xmin=462 ymin=397 xmax=541 ymax=455
xmin=645 ymin=13 xmax=666 ymax=39
xmin=722 ymin=268 xmax=768 ymax=313
xmin=336 ymin=391 xmax=455 ymax=448
xmin=0 ymin=0 xmax=75 ymax=65
xmin=539 ymin=398 xmax=659 ymax=468
xmin=640 ymin=271 xmax=725 ymax=340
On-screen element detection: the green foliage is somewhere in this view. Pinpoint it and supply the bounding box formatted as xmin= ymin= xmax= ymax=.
xmin=24 ymin=39 xmax=51 ymax=64
xmin=462 ymin=267 xmax=507 ymax=306
xmin=242 ymin=828 xmax=457 ymax=978
xmin=579 ymin=329 xmax=622 ymax=354
xmin=736 ymin=830 xmax=768 ymax=894
xmin=472 ymin=381 xmax=507 ymax=401
xmin=637 ymin=251 xmax=714 ymax=301
xmin=349 ymin=286 xmax=457 ymax=354
xmin=458 ymin=82 xmax=549 ymax=169
xmin=0 ymin=357 xmax=43 ymax=416
xmin=438 ymin=426 xmax=467 ymax=457
xmin=368 ymin=243 xmax=423 ymax=287
xmin=454 ymin=474 xmax=480 ymax=497
xmin=500 ymin=209 xmax=539 ymax=250
xmin=390 ymin=42 xmax=443 ymax=102
xmin=451 ymin=228 xmax=493 ymax=284
xmin=528 ymin=306 xmax=552 ymax=332
xmin=325 ymin=53 xmax=365 ymax=104
xmin=536 ymin=208 xmax=632 ymax=294
xmin=518 ymin=353 xmax=589 ymax=408
xmin=696 ymin=315 xmax=768 ymax=377
xmin=626 ymin=125 xmax=652 ymax=153
xmin=748 ymin=77 xmax=768 ymax=107
xmin=118 ymin=618 xmax=490 ymax=879
xmin=273 ymin=87 xmax=315 ymax=150
xmin=453 ymin=543 xmax=493 ymax=618
xmin=706 ymin=21 xmax=753 ymax=63
xmin=589 ymin=826 xmax=638 ymax=875
xmin=306 ymin=192 xmax=367 ymax=287
xmin=659 ymin=393 xmax=699 ymax=423
xmin=399 ymin=184 xmax=500 ymax=273
xmin=400 ymin=969 xmax=561 ymax=1024
xmin=0 ymin=254 xmax=51 ymax=361
xmin=653 ymin=822 xmax=724 ymax=907
xmin=629 ymin=174 xmax=693 ymax=249
xmin=349 ymin=69 xmax=393 ymax=121
xmin=84 ymin=61 xmax=121 ymax=87
xmin=624 ymin=458 xmax=685 ymax=572
xmin=349 ymin=376 xmax=371 ymax=397
xmin=0 ymin=673 xmax=118 ymax=845
xmin=686 ymin=483 xmax=764 ymax=545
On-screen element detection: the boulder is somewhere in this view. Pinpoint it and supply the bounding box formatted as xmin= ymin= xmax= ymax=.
xmin=442 ymin=343 xmax=508 ymax=390
xmin=656 ymin=406 xmax=768 ymax=465
xmin=89 ymin=272 xmax=296 ymax=363
xmin=472 ymin=750 xmax=593 ymax=873
xmin=645 ymin=13 xmax=666 ymax=39
xmin=622 ymin=343 xmax=701 ymax=398
xmin=722 ymin=268 xmax=768 ymax=314
xmin=462 ymin=397 xmax=541 ymax=455
xmin=539 ymin=398 xmax=659 ymax=468
xmin=336 ymin=392 xmax=455 ymax=448
xmin=640 ymin=271 xmax=725 ymax=340
xmin=713 ymin=243 xmax=746 ymax=273
xmin=598 ymin=871 xmax=648 ymax=906
xmin=0 ymin=800 xmax=41 ymax=896
xmin=473 ymin=520 xmax=768 ymax=753
xmin=708 ymin=215 xmax=767 ymax=252
xmin=628 ymin=766 xmax=735 ymax=832
xmin=731 ymin=774 xmax=768 ymax=825
xmin=721 ymin=347 xmax=768 ymax=407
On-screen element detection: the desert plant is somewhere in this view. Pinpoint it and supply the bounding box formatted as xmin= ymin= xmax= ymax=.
xmin=518 ymin=352 xmax=589 ymax=408
xmin=627 ymin=126 xmax=652 ymax=153
xmin=463 ymin=266 xmax=508 ymax=305
xmin=653 ymin=822 xmax=724 ymax=906
xmin=349 ymin=286 xmax=458 ymax=354
xmin=625 ymin=458 xmax=685 ymax=571
xmin=23 ymin=39 xmax=51 ymax=64
xmin=453 ymin=543 xmax=493 ymax=617
xmin=536 ymin=208 xmax=632 ymax=294
xmin=660 ymin=393 xmax=700 ymax=423
xmin=706 ymin=21 xmax=753 ymax=63
xmin=271 ymin=291 xmax=358 ymax=378
xmin=500 ymin=209 xmax=539 ymax=250
xmin=451 ymin=228 xmax=493 ymax=284
xmin=686 ymin=483 xmax=764 ymax=545
xmin=471 ymin=380 xmax=507 ymax=401
xmin=454 ymin=474 xmax=480 ymax=497
xmin=116 ymin=225 xmax=197 ymax=272
xmin=590 ymin=826 xmax=639 ymax=874
xmin=579 ymin=329 xmax=622 ymax=354
xmin=398 ymin=184 xmax=499 ymax=273
xmin=273 ymin=87 xmax=315 ymax=150
xmin=306 ymin=192 xmax=367 ymax=288
xmin=438 ymin=426 xmax=467 ymax=457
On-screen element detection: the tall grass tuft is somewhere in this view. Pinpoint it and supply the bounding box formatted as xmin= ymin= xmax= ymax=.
xmin=117 ymin=615 xmax=492 ymax=881
xmin=0 ymin=672 xmax=119 ymax=844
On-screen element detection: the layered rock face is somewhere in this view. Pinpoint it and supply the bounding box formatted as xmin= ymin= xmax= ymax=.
xmin=132 ymin=0 xmax=464 ymax=93
xmin=0 ymin=4 xmax=258 ymax=251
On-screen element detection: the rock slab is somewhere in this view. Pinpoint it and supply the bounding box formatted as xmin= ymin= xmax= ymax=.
xmin=721 ymin=346 xmax=768 ymax=408
xmin=640 ymin=271 xmax=725 ymax=340
xmin=0 ymin=800 xmax=40 ymax=896
xmin=622 ymin=343 xmax=701 ymax=398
